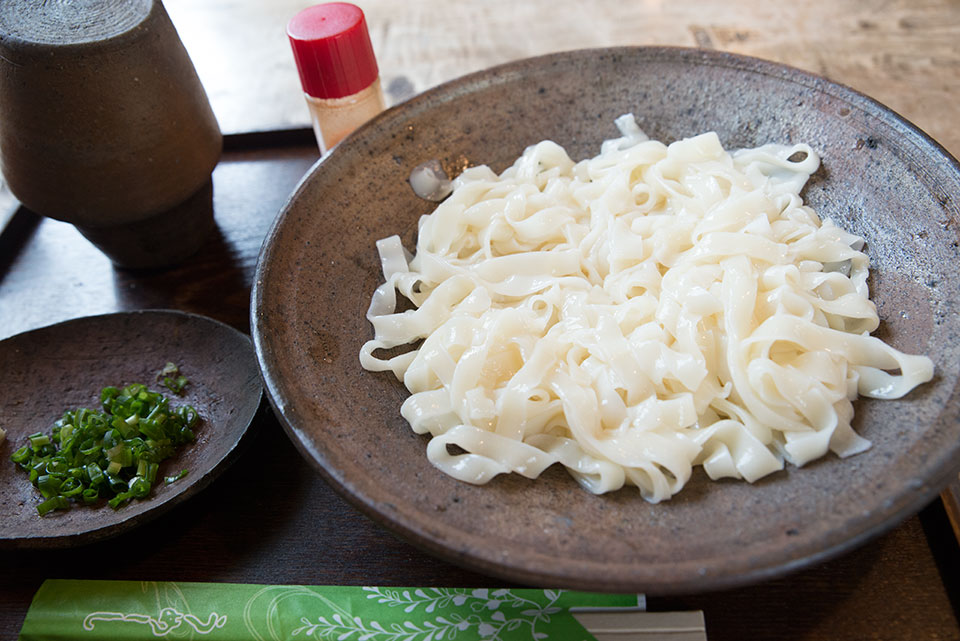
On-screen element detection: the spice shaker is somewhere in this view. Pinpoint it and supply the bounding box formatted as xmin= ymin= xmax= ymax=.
xmin=287 ymin=3 xmax=385 ymax=154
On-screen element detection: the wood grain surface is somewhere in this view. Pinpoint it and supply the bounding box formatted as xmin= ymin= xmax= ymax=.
xmin=0 ymin=142 xmax=957 ymax=641
xmin=1 ymin=0 xmax=958 ymax=638
xmin=161 ymin=0 xmax=960 ymax=581
xmin=165 ymin=0 xmax=960 ymax=161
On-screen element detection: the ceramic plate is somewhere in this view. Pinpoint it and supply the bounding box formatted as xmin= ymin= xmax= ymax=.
xmin=0 ymin=310 xmax=261 ymax=547
xmin=252 ymin=47 xmax=960 ymax=593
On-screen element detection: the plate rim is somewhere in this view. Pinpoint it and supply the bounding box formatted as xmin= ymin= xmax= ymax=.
xmin=0 ymin=308 xmax=263 ymax=548
xmin=252 ymin=46 xmax=960 ymax=593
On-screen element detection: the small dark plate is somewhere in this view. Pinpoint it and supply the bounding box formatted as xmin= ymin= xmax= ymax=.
xmin=253 ymin=47 xmax=960 ymax=593
xmin=0 ymin=310 xmax=261 ymax=548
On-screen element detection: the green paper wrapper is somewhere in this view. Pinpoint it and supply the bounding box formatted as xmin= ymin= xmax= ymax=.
xmin=19 ymin=580 xmax=641 ymax=640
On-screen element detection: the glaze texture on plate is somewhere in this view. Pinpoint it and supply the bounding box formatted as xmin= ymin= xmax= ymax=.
xmin=0 ymin=310 xmax=261 ymax=548
xmin=253 ymin=47 xmax=960 ymax=593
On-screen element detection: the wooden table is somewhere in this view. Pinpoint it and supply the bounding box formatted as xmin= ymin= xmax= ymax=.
xmin=2 ymin=1 xmax=959 ymax=639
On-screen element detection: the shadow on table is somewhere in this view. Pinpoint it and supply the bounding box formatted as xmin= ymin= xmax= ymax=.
xmin=111 ymin=225 xmax=251 ymax=333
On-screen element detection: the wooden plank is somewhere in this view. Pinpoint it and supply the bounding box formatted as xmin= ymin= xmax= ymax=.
xmin=943 ymin=476 xmax=960 ymax=543
xmin=164 ymin=0 xmax=960 ymax=161
xmin=1 ymin=145 xmax=958 ymax=641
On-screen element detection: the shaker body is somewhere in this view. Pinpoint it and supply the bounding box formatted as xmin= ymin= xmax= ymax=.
xmin=305 ymin=76 xmax=385 ymax=153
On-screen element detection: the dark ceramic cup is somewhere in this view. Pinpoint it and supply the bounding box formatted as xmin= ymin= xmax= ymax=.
xmin=0 ymin=0 xmax=222 ymax=268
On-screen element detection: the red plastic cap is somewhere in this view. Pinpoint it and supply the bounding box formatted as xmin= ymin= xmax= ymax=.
xmin=287 ymin=3 xmax=379 ymax=99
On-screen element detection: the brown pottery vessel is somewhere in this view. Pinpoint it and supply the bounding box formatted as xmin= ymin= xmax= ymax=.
xmin=0 ymin=0 xmax=222 ymax=268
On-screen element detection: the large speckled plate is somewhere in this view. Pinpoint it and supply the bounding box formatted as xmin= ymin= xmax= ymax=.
xmin=252 ymin=48 xmax=960 ymax=593
xmin=0 ymin=310 xmax=261 ymax=548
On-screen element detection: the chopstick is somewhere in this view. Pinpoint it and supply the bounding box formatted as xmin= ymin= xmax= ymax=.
xmin=573 ymin=609 xmax=707 ymax=640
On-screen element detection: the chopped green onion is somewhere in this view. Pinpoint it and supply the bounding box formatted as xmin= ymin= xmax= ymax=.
xmin=164 ymin=469 xmax=188 ymax=485
xmin=44 ymin=460 xmax=68 ymax=475
xmin=159 ymin=362 xmax=189 ymax=395
xmin=106 ymin=475 xmax=127 ymax=494
xmin=37 ymin=475 xmax=61 ymax=498
xmin=128 ymin=476 xmax=151 ymax=498
xmin=107 ymin=492 xmax=131 ymax=510
xmin=59 ymin=477 xmax=83 ymax=498
xmin=79 ymin=440 xmax=100 ymax=456
xmin=100 ymin=386 xmax=119 ymax=405
xmin=28 ymin=432 xmax=49 ymax=448
xmin=105 ymin=443 xmax=132 ymax=467
xmin=85 ymin=463 xmax=104 ymax=487
xmin=137 ymin=460 xmax=160 ymax=484
xmin=37 ymin=495 xmax=70 ymax=516
xmin=9 ymin=365 xmax=200 ymax=515
xmin=11 ymin=446 xmax=31 ymax=465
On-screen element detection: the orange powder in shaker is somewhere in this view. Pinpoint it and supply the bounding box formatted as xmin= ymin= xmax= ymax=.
xmin=287 ymin=3 xmax=386 ymax=154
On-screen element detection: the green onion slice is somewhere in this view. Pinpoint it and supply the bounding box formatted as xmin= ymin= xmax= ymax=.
xmin=164 ymin=469 xmax=189 ymax=485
